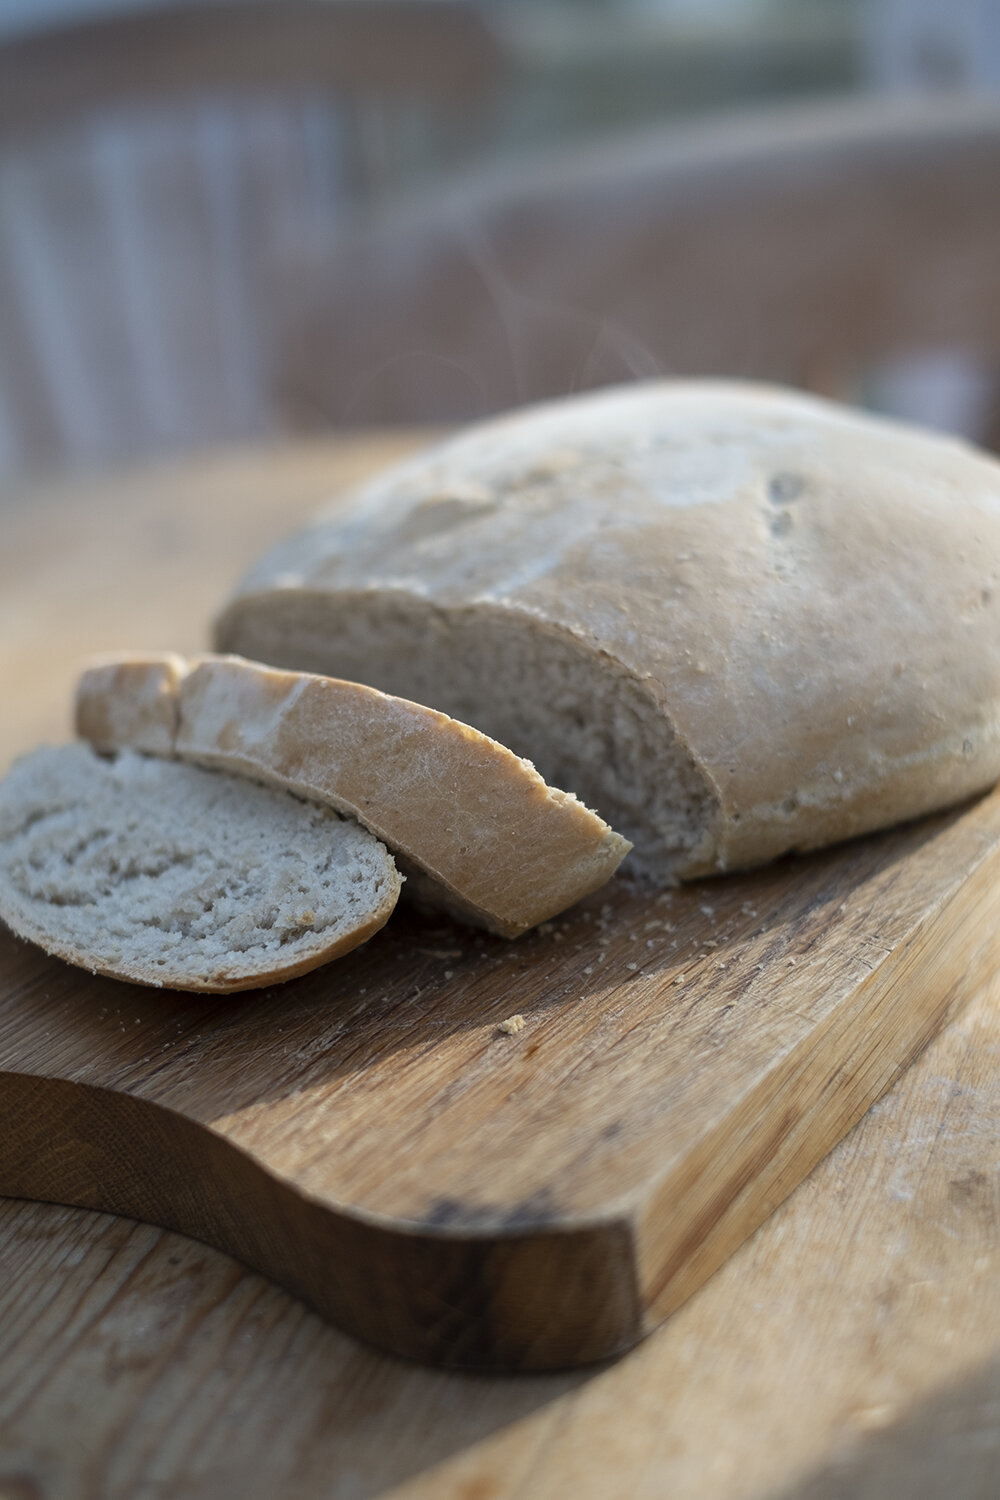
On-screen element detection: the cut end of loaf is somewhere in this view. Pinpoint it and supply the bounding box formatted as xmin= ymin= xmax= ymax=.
xmin=215 ymin=594 xmax=719 ymax=884
xmin=0 ymin=745 xmax=400 ymax=992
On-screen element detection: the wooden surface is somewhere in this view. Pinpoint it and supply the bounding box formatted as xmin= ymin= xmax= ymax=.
xmin=3 ymin=438 xmax=1000 ymax=1478
xmin=3 ymin=782 xmax=999 ymax=1371
xmin=4 ymin=973 xmax=1000 ymax=1500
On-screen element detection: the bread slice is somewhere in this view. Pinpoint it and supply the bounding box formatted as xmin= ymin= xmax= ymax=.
xmin=75 ymin=654 xmax=631 ymax=938
xmin=75 ymin=652 xmax=187 ymax=755
xmin=0 ymin=744 xmax=401 ymax=992
xmin=214 ymin=380 xmax=1000 ymax=881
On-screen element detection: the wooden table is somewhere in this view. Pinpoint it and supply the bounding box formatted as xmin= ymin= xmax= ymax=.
xmin=2 ymin=436 xmax=1000 ymax=1499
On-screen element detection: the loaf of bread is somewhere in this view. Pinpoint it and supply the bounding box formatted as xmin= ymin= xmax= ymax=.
xmin=76 ymin=653 xmax=631 ymax=937
xmin=0 ymin=744 xmax=400 ymax=991
xmin=215 ymin=380 xmax=1000 ymax=881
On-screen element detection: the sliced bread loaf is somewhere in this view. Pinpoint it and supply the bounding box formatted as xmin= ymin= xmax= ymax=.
xmin=75 ymin=653 xmax=631 ymax=937
xmin=0 ymin=744 xmax=400 ymax=992
xmin=214 ymin=380 xmax=1000 ymax=882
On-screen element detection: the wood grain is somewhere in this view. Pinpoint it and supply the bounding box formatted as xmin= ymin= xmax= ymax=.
xmin=3 ymin=969 xmax=1000 ymax=1498
xmin=2 ymin=789 xmax=999 ymax=1372
xmin=3 ymin=442 xmax=1000 ymax=1370
xmin=4 ymin=438 xmax=1000 ymax=1484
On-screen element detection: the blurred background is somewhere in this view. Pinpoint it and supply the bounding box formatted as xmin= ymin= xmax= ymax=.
xmin=0 ymin=0 xmax=999 ymax=480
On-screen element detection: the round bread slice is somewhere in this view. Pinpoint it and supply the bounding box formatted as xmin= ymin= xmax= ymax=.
xmin=214 ymin=379 xmax=1000 ymax=882
xmin=75 ymin=654 xmax=631 ymax=937
xmin=0 ymin=744 xmax=400 ymax=992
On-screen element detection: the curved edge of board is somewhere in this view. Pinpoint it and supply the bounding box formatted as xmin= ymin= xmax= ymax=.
xmin=632 ymin=835 xmax=1000 ymax=1330
xmin=0 ymin=1072 xmax=643 ymax=1372
xmin=4 ymin=794 xmax=1000 ymax=1374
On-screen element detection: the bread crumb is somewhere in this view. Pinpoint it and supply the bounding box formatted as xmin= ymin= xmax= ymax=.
xmin=626 ymin=961 xmax=639 ymax=971
xmin=675 ymin=973 xmax=687 ymax=985
xmin=583 ymin=965 xmax=594 ymax=975
xmin=499 ymin=1014 xmax=526 ymax=1035
xmin=444 ymin=969 xmax=454 ymax=979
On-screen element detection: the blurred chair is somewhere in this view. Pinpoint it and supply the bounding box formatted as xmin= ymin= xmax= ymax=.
xmin=274 ymin=95 xmax=1000 ymax=446
xmin=0 ymin=1 xmax=503 ymax=478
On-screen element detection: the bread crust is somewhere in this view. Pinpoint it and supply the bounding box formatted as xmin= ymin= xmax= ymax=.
xmin=215 ymin=380 xmax=1000 ymax=876
xmin=75 ymin=652 xmax=188 ymax=755
xmin=0 ymin=895 xmax=395 ymax=994
xmin=75 ymin=655 xmax=631 ymax=936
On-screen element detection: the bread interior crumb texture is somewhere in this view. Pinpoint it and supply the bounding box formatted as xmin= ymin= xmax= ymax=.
xmin=0 ymin=744 xmax=397 ymax=988
xmin=223 ymin=600 xmax=714 ymax=881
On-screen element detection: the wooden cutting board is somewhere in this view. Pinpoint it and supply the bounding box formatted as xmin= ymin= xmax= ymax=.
xmin=3 ymin=784 xmax=999 ymax=1373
